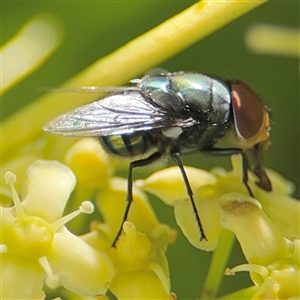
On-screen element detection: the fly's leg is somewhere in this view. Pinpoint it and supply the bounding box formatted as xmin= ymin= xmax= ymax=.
xmin=250 ymin=143 xmax=272 ymax=191
xmin=172 ymin=151 xmax=208 ymax=242
xmin=203 ymin=148 xmax=254 ymax=197
xmin=112 ymin=152 xmax=162 ymax=247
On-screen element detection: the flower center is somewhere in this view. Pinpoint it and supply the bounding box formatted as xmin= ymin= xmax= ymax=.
xmin=7 ymin=215 xmax=54 ymax=259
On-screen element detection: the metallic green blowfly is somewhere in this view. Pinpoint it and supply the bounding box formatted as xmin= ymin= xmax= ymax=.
xmin=43 ymin=69 xmax=272 ymax=246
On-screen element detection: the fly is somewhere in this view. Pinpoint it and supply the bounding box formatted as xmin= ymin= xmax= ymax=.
xmin=43 ymin=69 xmax=272 ymax=247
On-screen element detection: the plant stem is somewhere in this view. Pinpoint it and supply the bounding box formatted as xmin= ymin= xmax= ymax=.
xmin=198 ymin=229 xmax=235 ymax=299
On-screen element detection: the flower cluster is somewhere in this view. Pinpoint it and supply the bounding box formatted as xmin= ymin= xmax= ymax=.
xmin=1 ymin=139 xmax=176 ymax=299
xmin=138 ymin=155 xmax=300 ymax=299
xmin=1 ymin=139 xmax=298 ymax=299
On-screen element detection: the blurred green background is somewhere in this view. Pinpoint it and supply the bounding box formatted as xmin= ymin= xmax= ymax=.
xmin=2 ymin=1 xmax=299 ymax=299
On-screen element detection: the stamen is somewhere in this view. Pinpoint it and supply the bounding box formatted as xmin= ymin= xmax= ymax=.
xmin=123 ymin=221 xmax=137 ymax=246
xmin=224 ymin=268 xmax=235 ymax=276
xmin=50 ymin=201 xmax=94 ymax=232
xmin=79 ymin=201 xmax=94 ymax=214
xmin=4 ymin=171 xmax=25 ymax=218
xmin=38 ymin=256 xmax=59 ymax=289
xmin=224 ymin=263 xmax=269 ymax=278
xmin=4 ymin=171 xmax=16 ymax=184
xmin=123 ymin=221 xmax=135 ymax=233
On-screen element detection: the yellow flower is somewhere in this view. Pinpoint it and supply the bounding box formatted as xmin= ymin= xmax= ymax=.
xmin=1 ymin=160 xmax=114 ymax=299
xmin=108 ymin=221 xmax=172 ymax=299
xmin=222 ymin=193 xmax=299 ymax=299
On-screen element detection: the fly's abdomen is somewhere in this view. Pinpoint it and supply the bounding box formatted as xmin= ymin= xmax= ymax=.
xmin=100 ymin=132 xmax=149 ymax=157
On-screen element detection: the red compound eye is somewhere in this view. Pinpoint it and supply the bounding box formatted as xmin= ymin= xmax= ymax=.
xmin=231 ymin=81 xmax=266 ymax=140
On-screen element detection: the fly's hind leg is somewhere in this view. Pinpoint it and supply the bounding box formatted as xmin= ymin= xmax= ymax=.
xmin=112 ymin=152 xmax=162 ymax=247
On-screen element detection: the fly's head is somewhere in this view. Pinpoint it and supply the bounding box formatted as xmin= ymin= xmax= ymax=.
xmin=230 ymin=80 xmax=272 ymax=191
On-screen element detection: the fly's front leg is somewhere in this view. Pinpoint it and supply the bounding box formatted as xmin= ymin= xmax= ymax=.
xmin=250 ymin=143 xmax=272 ymax=191
xmin=202 ymin=148 xmax=253 ymax=197
xmin=112 ymin=152 xmax=162 ymax=247
xmin=172 ymin=151 xmax=207 ymax=242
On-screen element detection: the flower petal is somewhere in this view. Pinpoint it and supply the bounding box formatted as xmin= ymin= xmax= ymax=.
xmin=22 ymin=160 xmax=76 ymax=223
xmin=64 ymin=138 xmax=113 ymax=189
xmin=137 ymin=166 xmax=216 ymax=205
xmin=220 ymin=193 xmax=290 ymax=265
xmin=1 ymin=254 xmax=45 ymax=300
xmin=174 ymin=195 xmax=222 ymax=251
xmin=47 ymin=228 xmax=114 ymax=296
xmin=256 ymin=191 xmax=300 ymax=239
xmin=109 ymin=270 xmax=170 ymax=299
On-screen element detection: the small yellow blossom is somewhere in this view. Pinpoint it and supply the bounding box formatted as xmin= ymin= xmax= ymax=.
xmin=221 ymin=193 xmax=299 ymax=299
xmin=220 ymin=193 xmax=291 ymax=266
xmin=1 ymin=160 xmax=114 ymax=299
xmin=108 ymin=221 xmax=172 ymax=299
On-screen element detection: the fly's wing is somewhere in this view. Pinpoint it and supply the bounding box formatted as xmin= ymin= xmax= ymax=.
xmin=43 ymin=90 xmax=186 ymax=137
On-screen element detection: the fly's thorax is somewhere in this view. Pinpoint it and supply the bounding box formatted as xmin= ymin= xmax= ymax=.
xmin=169 ymin=73 xmax=231 ymax=124
xmin=137 ymin=72 xmax=232 ymax=126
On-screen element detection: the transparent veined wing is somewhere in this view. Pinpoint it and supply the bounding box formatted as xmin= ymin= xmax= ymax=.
xmin=43 ymin=90 xmax=186 ymax=137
